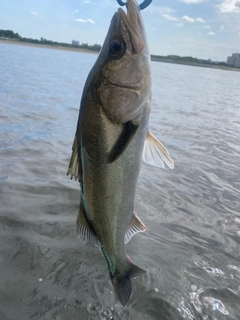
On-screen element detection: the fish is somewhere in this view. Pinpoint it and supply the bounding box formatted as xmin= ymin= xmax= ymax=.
xmin=67 ymin=0 xmax=174 ymax=307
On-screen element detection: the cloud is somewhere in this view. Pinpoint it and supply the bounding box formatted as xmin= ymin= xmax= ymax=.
xmin=220 ymin=24 xmax=225 ymax=30
xmin=208 ymin=31 xmax=216 ymax=35
xmin=30 ymin=11 xmax=39 ymax=15
xmin=178 ymin=0 xmax=207 ymax=3
xmin=204 ymin=25 xmax=211 ymax=28
xmin=83 ymin=0 xmax=91 ymax=3
xmin=218 ymin=0 xmax=240 ymax=12
xmin=182 ymin=15 xmax=195 ymax=22
xmin=162 ymin=14 xmax=179 ymax=21
xmin=195 ymin=17 xmax=206 ymax=22
xmin=74 ymin=18 xmax=95 ymax=24
xmin=239 ymin=31 xmax=240 ymax=37
xmin=72 ymin=9 xmax=79 ymax=13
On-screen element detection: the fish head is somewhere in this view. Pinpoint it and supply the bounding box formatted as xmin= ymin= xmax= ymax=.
xmin=93 ymin=0 xmax=151 ymax=124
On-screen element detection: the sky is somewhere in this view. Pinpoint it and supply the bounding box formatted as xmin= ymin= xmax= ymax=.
xmin=0 ymin=0 xmax=240 ymax=61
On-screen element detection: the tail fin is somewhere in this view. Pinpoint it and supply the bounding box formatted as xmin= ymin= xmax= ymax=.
xmin=110 ymin=258 xmax=146 ymax=307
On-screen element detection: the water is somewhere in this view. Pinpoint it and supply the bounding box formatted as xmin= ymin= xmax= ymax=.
xmin=0 ymin=42 xmax=240 ymax=320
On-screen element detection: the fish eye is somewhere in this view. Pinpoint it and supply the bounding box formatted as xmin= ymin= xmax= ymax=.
xmin=109 ymin=40 xmax=125 ymax=57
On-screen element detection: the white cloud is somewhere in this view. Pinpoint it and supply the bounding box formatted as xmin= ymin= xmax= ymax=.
xmin=204 ymin=25 xmax=211 ymax=28
xmin=162 ymin=14 xmax=179 ymax=21
xmin=30 ymin=11 xmax=39 ymax=15
xmin=239 ymin=31 xmax=240 ymax=37
xmin=218 ymin=0 xmax=240 ymax=12
xmin=83 ymin=0 xmax=91 ymax=3
xmin=74 ymin=18 xmax=95 ymax=24
xmin=72 ymin=9 xmax=79 ymax=13
xmin=208 ymin=31 xmax=216 ymax=35
xmin=220 ymin=24 xmax=225 ymax=30
xmin=195 ymin=17 xmax=206 ymax=22
xmin=178 ymin=0 xmax=207 ymax=3
xmin=182 ymin=15 xmax=195 ymax=22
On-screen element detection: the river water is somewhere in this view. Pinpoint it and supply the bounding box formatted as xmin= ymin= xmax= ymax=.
xmin=0 ymin=42 xmax=240 ymax=320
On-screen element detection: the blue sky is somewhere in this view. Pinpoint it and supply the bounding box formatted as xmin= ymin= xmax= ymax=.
xmin=0 ymin=0 xmax=240 ymax=61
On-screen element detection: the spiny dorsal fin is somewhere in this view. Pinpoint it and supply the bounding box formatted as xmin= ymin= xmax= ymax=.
xmin=108 ymin=121 xmax=138 ymax=163
xmin=142 ymin=131 xmax=174 ymax=169
xmin=76 ymin=200 xmax=100 ymax=248
xmin=67 ymin=136 xmax=81 ymax=181
xmin=124 ymin=213 xmax=146 ymax=244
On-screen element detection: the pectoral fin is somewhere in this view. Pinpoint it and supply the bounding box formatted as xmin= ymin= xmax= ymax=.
xmin=67 ymin=136 xmax=81 ymax=181
xmin=76 ymin=200 xmax=100 ymax=248
xmin=108 ymin=121 xmax=138 ymax=163
xmin=142 ymin=131 xmax=174 ymax=169
xmin=125 ymin=213 xmax=146 ymax=244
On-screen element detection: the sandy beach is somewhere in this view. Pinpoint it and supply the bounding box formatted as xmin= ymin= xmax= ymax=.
xmin=0 ymin=38 xmax=98 ymax=54
xmin=151 ymin=57 xmax=240 ymax=72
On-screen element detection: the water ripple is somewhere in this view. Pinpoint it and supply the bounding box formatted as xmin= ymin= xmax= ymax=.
xmin=1 ymin=44 xmax=240 ymax=319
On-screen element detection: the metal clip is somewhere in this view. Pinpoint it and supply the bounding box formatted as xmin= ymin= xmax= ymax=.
xmin=116 ymin=0 xmax=153 ymax=10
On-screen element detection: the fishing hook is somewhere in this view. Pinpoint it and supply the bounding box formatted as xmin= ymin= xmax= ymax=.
xmin=116 ymin=0 xmax=153 ymax=10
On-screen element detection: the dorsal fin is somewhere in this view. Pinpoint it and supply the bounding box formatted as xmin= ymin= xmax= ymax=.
xmin=125 ymin=213 xmax=146 ymax=244
xmin=108 ymin=121 xmax=138 ymax=163
xmin=76 ymin=200 xmax=100 ymax=248
xmin=67 ymin=136 xmax=82 ymax=181
xmin=142 ymin=131 xmax=174 ymax=169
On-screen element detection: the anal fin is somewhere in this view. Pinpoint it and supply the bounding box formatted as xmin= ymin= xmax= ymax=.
xmin=76 ymin=200 xmax=100 ymax=248
xmin=142 ymin=131 xmax=174 ymax=169
xmin=124 ymin=213 xmax=146 ymax=244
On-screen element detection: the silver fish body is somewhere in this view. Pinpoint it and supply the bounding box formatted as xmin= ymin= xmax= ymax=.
xmin=68 ymin=0 xmax=174 ymax=306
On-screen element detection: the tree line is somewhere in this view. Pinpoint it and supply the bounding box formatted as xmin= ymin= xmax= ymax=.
xmin=0 ymin=29 xmax=101 ymax=52
xmin=0 ymin=29 xmax=229 ymax=66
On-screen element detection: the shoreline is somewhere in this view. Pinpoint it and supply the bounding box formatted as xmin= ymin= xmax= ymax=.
xmin=0 ymin=38 xmax=98 ymax=54
xmin=151 ymin=57 xmax=240 ymax=72
xmin=1 ymin=38 xmax=239 ymax=72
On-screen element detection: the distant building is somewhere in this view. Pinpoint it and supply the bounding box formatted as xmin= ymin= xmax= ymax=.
xmin=198 ymin=58 xmax=211 ymax=64
xmin=72 ymin=40 xmax=79 ymax=46
xmin=227 ymin=53 xmax=240 ymax=67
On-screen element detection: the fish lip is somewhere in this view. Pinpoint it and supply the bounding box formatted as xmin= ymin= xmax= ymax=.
xmin=117 ymin=0 xmax=140 ymax=26
xmin=126 ymin=0 xmax=140 ymax=19
xmin=117 ymin=0 xmax=145 ymax=54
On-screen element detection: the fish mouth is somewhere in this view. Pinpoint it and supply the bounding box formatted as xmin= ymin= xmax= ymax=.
xmin=117 ymin=0 xmax=145 ymax=54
